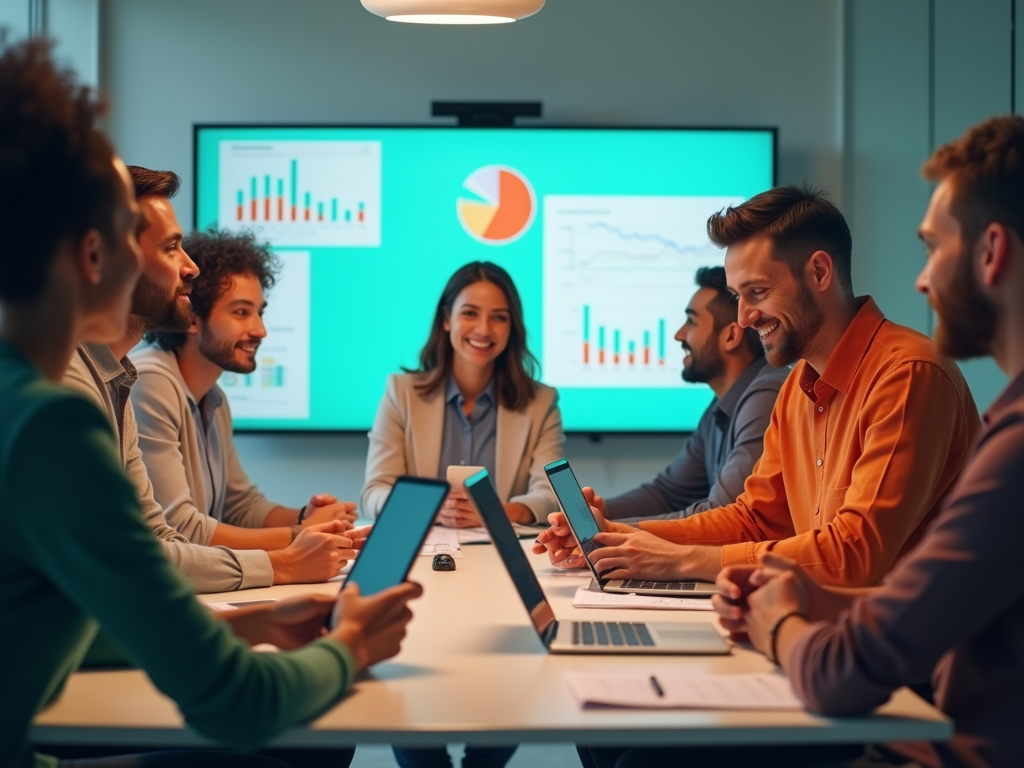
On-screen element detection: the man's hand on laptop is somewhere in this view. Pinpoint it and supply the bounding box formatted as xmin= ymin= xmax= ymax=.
xmin=589 ymin=530 xmax=722 ymax=583
xmin=531 ymin=493 xmax=634 ymax=569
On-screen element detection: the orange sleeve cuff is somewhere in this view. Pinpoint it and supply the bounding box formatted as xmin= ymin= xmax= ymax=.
xmin=721 ymin=541 xmax=757 ymax=567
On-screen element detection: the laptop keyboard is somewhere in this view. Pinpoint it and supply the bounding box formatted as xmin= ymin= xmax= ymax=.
xmin=571 ymin=621 xmax=655 ymax=647
xmin=620 ymin=579 xmax=698 ymax=591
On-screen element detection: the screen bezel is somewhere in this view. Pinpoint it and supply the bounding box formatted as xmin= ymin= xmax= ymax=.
xmin=194 ymin=123 xmax=778 ymax=436
xmin=464 ymin=469 xmax=558 ymax=643
xmin=542 ymin=458 xmax=610 ymax=588
xmin=328 ymin=475 xmax=449 ymax=629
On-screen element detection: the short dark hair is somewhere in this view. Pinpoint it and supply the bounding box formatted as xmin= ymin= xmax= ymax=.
xmin=707 ymin=184 xmax=853 ymax=291
xmin=146 ymin=228 xmax=279 ymax=351
xmin=406 ymin=261 xmax=539 ymax=411
xmin=694 ymin=266 xmax=764 ymax=359
xmin=127 ymin=166 xmax=181 ymax=238
xmin=923 ymin=115 xmax=1024 ymax=247
xmin=0 ymin=33 xmax=121 ymax=303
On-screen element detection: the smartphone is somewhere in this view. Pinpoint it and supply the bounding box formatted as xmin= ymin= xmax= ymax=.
xmin=446 ymin=465 xmax=486 ymax=493
xmin=326 ymin=476 xmax=448 ymax=629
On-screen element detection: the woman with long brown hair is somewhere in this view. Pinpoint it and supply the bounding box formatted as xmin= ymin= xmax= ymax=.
xmin=362 ymin=261 xmax=563 ymax=530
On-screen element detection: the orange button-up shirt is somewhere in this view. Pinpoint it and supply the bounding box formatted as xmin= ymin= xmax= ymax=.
xmin=641 ymin=297 xmax=980 ymax=587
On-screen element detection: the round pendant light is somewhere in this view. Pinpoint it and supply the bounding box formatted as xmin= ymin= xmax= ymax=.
xmin=361 ymin=0 xmax=545 ymax=24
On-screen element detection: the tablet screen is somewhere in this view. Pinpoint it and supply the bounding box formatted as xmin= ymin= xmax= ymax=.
xmin=544 ymin=460 xmax=603 ymax=564
xmin=347 ymin=477 xmax=448 ymax=597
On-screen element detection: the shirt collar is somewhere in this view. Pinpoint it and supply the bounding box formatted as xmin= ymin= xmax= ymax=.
xmin=81 ymin=342 xmax=137 ymax=388
xmin=714 ymin=357 xmax=769 ymax=419
xmin=798 ymin=296 xmax=885 ymax=399
xmin=445 ymin=373 xmax=496 ymax=406
xmin=983 ymin=368 xmax=1024 ymax=425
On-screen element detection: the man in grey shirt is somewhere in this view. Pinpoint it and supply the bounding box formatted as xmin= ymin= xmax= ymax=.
xmin=64 ymin=165 xmax=355 ymax=592
xmin=602 ymin=267 xmax=788 ymax=522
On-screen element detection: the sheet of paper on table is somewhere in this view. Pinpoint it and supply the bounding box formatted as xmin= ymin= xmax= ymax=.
xmin=456 ymin=523 xmax=544 ymax=544
xmin=572 ymin=584 xmax=714 ymax=611
xmin=419 ymin=526 xmax=463 ymax=558
xmin=564 ymin=672 xmax=804 ymax=710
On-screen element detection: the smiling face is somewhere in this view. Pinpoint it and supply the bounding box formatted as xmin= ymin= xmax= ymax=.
xmin=725 ymin=233 xmax=824 ymax=367
xmin=916 ymin=178 xmax=999 ymax=359
xmin=194 ymin=272 xmax=267 ymax=374
xmin=443 ymin=279 xmax=512 ymax=378
xmin=675 ymin=286 xmax=726 ymax=384
xmin=131 ymin=195 xmax=198 ymax=332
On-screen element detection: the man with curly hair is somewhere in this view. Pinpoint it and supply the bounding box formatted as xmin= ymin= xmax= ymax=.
xmin=131 ymin=228 xmax=356 ymax=582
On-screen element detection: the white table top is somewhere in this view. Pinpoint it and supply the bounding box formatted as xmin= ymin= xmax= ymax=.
xmin=33 ymin=540 xmax=951 ymax=749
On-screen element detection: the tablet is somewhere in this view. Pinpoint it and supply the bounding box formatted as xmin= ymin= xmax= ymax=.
xmin=327 ymin=476 xmax=448 ymax=628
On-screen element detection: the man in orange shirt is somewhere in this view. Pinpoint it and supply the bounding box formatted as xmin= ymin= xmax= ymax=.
xmin=535 ymin=185 xmax=980 ymax=587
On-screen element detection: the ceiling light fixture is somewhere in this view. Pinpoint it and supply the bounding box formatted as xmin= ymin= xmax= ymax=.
xmin=361 ymin=0 xmax=545 ymax=25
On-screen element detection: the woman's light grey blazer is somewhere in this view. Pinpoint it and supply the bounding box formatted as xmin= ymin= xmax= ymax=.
xmin=362 ymin=372 xmax=565 ymax=522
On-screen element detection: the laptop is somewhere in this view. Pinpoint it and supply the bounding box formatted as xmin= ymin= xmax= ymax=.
xmin=326 ymin=475 xmax=448 ymax=629
xmin=465 ymin=469 xmax=729 ymax=655
xmin=543 ymin=458 xmax=719 ymax=598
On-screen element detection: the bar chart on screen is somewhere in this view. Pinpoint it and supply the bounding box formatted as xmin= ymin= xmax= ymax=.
xmin=217 ymin=140 xmax=381 ymax=248
xmin=542 ymin=195 xmax=740 ymax=389
xmin=219 ymin=251 xmax=310 ymax=418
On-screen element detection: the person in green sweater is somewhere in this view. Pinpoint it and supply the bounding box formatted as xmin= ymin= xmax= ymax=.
xmin=0 ymin=34 xmax=422 ymax=768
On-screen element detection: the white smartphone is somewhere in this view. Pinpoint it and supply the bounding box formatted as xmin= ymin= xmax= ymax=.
xmin=446 ymin=465 xmax=486 ymax=494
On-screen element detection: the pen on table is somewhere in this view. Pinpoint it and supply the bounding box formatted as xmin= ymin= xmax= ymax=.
xmin=649 ymin=675 xmax=664 ymax=698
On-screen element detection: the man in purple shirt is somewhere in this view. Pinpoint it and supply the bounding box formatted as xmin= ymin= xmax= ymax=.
xmin=583 ymin=119 xmax=1024 ymax=768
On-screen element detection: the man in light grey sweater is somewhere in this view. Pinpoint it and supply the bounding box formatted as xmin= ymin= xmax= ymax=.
xmin=62 ymin=165 xmax=355 ymax=592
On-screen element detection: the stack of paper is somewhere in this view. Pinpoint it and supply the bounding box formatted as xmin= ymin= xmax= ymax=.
xmin=564 ymin=672 xmax=804 ymax=710
xmin=455 ymin=523 xmax=544 ymax=544
xmin=572 ymin=585 xmax=714 ymax=611
xmin=419 ymin=526 xmax=463 ymax=558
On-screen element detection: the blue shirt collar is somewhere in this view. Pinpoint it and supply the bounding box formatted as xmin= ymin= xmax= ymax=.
xmin=445 ymin=373 xmax=496 ymax=406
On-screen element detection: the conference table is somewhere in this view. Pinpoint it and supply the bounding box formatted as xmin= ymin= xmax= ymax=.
xmin=33 ymin=538 xmax=951 ymax=750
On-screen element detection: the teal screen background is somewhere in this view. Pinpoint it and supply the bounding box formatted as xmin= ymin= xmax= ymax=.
xmin=194 ymin=126 xmax=775 ymax=432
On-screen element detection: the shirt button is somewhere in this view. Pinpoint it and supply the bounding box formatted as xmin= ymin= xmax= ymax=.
xmin=816 ymin=459 xmax=823 ymax=467
xmin=818 ymin=406 xmax=824 ymax=413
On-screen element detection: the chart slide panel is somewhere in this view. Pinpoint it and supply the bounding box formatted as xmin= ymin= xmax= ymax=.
xmin=457 ymin=165 xmax=536 ymax=244
xmin=218 ymin=141 xmax=381 ymax=248
xmin=542 ymin=195 xmax=742 ymax=389
xmin=219 ymin=251 xmax=310 ymax=418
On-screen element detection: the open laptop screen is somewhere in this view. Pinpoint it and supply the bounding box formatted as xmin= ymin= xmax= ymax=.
xmin=465 ymin=470 xmax=556 ymax=640
xmin=543 ymin=459 xmax=608 ymax=585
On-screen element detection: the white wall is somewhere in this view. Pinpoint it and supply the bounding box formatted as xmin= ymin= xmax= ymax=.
xmin=96 ymin=0 xmax=845 ymax=505
xmin=81 ymin=0 xmax=1017 ymax=506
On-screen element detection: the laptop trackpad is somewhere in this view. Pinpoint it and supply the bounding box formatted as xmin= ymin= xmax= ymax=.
xmin=650 ymin=623 xmax=730 ymax=653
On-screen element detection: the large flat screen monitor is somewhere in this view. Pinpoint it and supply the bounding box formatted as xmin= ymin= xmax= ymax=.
xmin=193 ymin=125 xmax=775 ymax=432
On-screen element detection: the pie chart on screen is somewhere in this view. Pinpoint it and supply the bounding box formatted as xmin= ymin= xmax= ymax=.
xmin=457 ymin=165 xmax=536 ymax=244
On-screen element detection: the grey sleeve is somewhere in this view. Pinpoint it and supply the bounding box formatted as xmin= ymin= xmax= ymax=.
xmin=133 ymin=371 xmax=220 ymax=545
xmin=604 ymin=426 xmax=710 ymax=521
xmin=682 ymin=387 xmax=777 ymax=516
xmin=218 ymin=401 xmax=276 ymax=529
xmin=126 ymin=400 xmax=274 ymax=592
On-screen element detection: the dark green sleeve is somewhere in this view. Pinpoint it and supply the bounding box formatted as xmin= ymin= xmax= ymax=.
xmin=10 ymin=396 xmax=355 ymax=752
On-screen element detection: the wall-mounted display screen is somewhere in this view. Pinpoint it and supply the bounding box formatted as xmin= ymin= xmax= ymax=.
xmin=194 ymin=125 xmax=775 ymax=432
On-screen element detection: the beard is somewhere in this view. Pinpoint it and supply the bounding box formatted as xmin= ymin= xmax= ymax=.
xmin=131 ymin=274 xmax=192 ymax=333
xmin=931 ymin=242 xmax=1000 ymax=359
xmin=758 ymin=280 xmax=825 ymax=367
xmin=198 ymin=332 xmax=257 ymax=374
xmin=681 ymin=333 xmax=725 ymax=384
